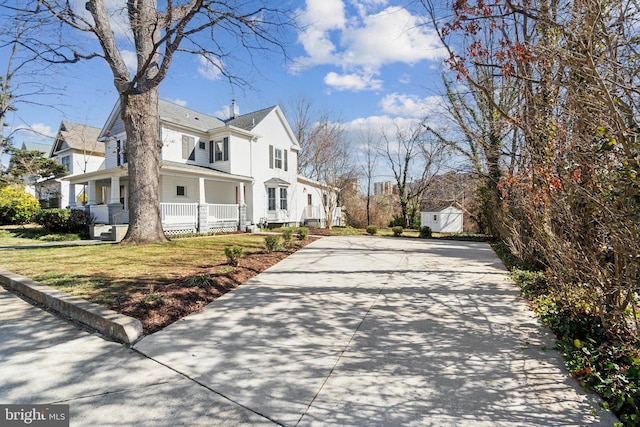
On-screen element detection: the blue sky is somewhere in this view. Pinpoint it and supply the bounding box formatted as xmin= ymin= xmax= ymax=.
xmin=1 ymin=0 xmax=451 ymax=158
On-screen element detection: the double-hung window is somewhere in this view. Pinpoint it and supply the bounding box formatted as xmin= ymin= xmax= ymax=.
xmin=60 ymin=156 xmax=71 ymax=173
xmin=279 ymin=188 xmax=287 ymax=210
xmin=267 ymin=188 xmax=276 ymax=211
xmin=274 ymin=149 xmax=283 ymax=169
xmin=210 ymin=137 xmax=229 ymax=163
xmin=268 ymin=145 xmax=288 ymax=171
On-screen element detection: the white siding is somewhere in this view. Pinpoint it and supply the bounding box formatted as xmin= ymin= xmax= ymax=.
xmin=246 ymin=110 xmax=299 ymax=224
xmin=421 ymin=207 xmax=463 ymax=233
xmin=160 ymin=175 xmax=198 ymax=203
xmin=70 ymin=152 xmax=104 ymax=174
xmin=227 ymin=136 xmax=252 ymax=176
xmin=104 ymin=138 xmax=122 ymax=169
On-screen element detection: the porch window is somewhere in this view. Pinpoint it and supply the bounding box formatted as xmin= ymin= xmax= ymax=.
xmin=267 ymin=188 xmax=276 ymax=211
xmin=199 ymin=140 xmax=206 ymax=150
xmin=279 ymin=188 xmax=287 ymax=210
xmin=177 ymin=186 xmax=186 ymax=197
xmin=182 ymin=135 xmax=195 ymax=160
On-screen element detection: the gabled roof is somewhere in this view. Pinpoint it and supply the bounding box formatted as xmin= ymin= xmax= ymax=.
xmin=53 ymin=122 xmax=104 ymax=156
xmin=225 ymin=106 xmax=276 ymax=131
xmin=20 ymin=141 xmax=52 ymax=155
xmin=159 ymin=100 xmax=225 ymax=133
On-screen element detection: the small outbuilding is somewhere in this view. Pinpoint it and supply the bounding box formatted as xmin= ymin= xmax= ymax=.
xmin=420 ymin=206 xmax=463 ymax=233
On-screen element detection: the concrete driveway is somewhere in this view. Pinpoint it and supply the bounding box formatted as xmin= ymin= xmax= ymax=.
xmin=135 ymin=236 xmax=614 ymax=426
xmin=1 ymin=236 xmax=616 ymax=426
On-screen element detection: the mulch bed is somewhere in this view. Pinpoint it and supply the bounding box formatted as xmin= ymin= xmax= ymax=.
xmin=114 ymin=240 xmax=313 ymax=334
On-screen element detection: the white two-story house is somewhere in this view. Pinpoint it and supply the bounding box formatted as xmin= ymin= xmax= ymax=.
xmin=65 ymin=99 xmax=339 ymax=235
xmin=36 ymin=122 xmax=105 ymax=207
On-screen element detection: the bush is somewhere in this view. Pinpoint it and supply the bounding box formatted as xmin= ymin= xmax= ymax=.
xmin=224 ymin=246 xmax=243 ymax=266
xmin=366 ymin=225 xmax=378 ymax=235
xmin=264 ymin=235 xmax=282 ymax=252
xmin=34 ymin=208 xmax=93 ymax=233
xmin=0 ymin=186 xmax=40 ymax=225
xmin=392 ymin=226 xmax=403 ymax=237
xmin=297 ymin=227 xmax=309 ymax=240
xmin=187 ymin=274 xmax=212 ymax=288
xmin=419 ymin=226 xmax=432 ymax=238
xmin=282 ymin=229 xmax=293 ymax=245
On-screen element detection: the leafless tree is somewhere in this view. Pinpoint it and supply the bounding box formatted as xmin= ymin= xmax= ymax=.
xmin=382 ymin=119 xmax=449 ymax=228
xmin=3 ymin=0 xmax=293 ymax=243
xmin=301 ymin=116 xmax=354 ymax=229
xmin=359 ymin=125 xmax=380 ymax=226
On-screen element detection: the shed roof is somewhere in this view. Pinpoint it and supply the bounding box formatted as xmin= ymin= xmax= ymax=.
xmin=422 ymin=205 xmax=462 ymax=213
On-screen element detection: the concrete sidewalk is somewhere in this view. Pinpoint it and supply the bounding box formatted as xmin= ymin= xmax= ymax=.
xmin=134 ymin=236 xmax=617 ymax=426
xmin=0 ymin=236 xmax=617 ymax=426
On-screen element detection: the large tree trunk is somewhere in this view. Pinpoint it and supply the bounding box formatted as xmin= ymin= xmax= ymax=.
xmin=121 ymin=89 xmax=168 ymax=244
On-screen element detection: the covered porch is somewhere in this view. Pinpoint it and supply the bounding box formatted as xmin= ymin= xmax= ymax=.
xmin=66 ymin=162 xmax=253 ymax=235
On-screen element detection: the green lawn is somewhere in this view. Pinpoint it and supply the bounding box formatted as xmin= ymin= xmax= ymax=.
xmin=0 ymin=234 xmax=268 ymax=307
xmin=0 ymin=225 xmax=84 ymax=245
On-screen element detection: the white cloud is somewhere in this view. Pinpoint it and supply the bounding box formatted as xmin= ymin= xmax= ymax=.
xmin=172 ymin=99 xmax=188 ymax=107
xmin=120 ymin=49 xmax=137 ymax=72
xmin=341 ymin=7 xmax=446 ymax=68
xmin=380 ymin=93 xmax=443 ymax=118
xmin=13 ymin=123 xmax=56 ymax=140
xmin=197 ymin=55 xmax=223 ymax=81
xmin=294 ymin=2 xmax=447 ymax=92
xmin=324 ymin=71 xmax=383 ymax=91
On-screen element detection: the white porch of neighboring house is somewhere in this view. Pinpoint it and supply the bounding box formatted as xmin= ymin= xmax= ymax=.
xmin=66 ymin=163 xmax=253 ymax=235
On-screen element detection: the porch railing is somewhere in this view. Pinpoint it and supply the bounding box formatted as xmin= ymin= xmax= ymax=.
xmin=208 ymin=203 xmax=239 ymax=221
xmin=161 ymin=203 xmax=198 ymax=224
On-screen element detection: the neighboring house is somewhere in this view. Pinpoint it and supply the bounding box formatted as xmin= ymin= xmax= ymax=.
xmin=420 ymin=206 xmax=463 ymax=233
xmin=35 ymin=122 xmax=105 ymax=207
xmin=20 ymin=141 xmax=52 ymax=154
xmin=65 ymin=99 xmax=338 ymax=235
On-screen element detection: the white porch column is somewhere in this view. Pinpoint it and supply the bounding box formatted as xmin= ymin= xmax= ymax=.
xmin=197 ymin=177 xmax=208 ymax=233
xmin=238 ymin=182 xmax=245 ymax=205
xmin=68 ymin=184 xmax=77 ymax=207
xmin=87 ymin=180 xmax=97 ymax=205
xmin=110 ymin=176 xmax=120 ymax=204
xmin=238 ymin=181 xmax=247 ymax=231
xmin=198 ymin=177 xmax=206 ymax=204
xmin=108 ymin=176 xmax=124 ymax=225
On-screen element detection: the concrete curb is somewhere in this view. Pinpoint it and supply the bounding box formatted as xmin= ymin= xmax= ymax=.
xmin=0 ymin=268 xmax=143 ymax=345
